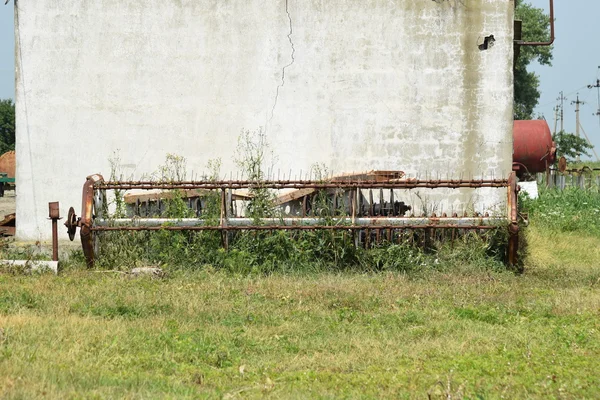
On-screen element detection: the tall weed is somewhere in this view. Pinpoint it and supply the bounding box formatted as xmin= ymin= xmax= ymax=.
xmin=521 ymin=186 xmax=600 ymax=236
xmin=92 ymin=134 xmax=510 ymax=273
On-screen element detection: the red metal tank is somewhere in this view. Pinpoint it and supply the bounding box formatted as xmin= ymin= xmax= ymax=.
xmin=513 ymin=120 xmax=556 ymax=175
xmin=0 ymin=151 xmax=15 ymax=178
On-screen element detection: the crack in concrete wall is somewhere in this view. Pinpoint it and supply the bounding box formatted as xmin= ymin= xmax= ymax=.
xmin=269 ymin=0 xmax=296 ymax=123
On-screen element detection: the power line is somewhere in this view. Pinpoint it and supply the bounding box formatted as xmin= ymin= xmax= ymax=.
xmin=578 ymin=122 xmax=600 ymax=162
xmin=537 ymin=85 xmax=588 ymax=109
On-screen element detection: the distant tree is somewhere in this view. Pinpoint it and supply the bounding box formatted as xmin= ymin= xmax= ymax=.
xmin=514 ymin=0 xmax=553 ymax=120
xmin=553 ymin=131 xmax=592 ymax=162
xmin=0 ymin=99 xmax=15 ymax=154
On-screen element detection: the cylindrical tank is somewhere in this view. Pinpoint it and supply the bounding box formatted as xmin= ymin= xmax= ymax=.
xmin=0 ymin=151 xmax=15 ymax=178
xmin=513 ymin=120 xmax=556 ymax=174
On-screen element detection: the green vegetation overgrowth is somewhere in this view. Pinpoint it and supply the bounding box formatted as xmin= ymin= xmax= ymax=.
xmin=0 ymin=99 xmax=14 ymax=155
xmin=94 ymin=136 xmax=511 ymax=274
xmin=521 ymin=185 xmax=600 ymax=236
xmin=0 ymin=181 xmax=599 ymax=397
xmin=1 ymin=221 xmax=599 ymax=398
xmin=2 ymin=139 xmax=600 ymax=398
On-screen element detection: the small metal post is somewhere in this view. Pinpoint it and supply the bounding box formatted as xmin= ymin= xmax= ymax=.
xmin=48 ymin=202 xmax=61 ymax=262
xmin=220 ymin=188 xmax=228 ymax=250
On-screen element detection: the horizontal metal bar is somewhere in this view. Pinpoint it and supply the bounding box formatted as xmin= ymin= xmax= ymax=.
xmin=95 ymin=179 xmax=509 ymax=190
xmin=95 ymin=217 xmax=505 ymax=228
xmin=92 ymin=224 xmax=499 ymax=232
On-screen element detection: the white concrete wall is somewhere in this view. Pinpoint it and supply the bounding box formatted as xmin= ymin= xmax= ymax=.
xmin=15 ymin=0 xmax=514 ymax=240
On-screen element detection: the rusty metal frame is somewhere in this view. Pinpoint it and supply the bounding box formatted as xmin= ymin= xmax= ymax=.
xmin=96 ymin=179 xmax=509 ymax=190
xmin=93 ymin=217 xmax=503 ymax=231
xmin=507 ymin=172 xmax=520 ymax=268
xmin=80 ymin=174 xmax=104 ymax=267
xmin=68 ymin=174 xmax=519 ymax=267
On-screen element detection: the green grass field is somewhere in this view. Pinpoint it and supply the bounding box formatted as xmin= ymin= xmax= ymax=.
xmin=0 ymin=188 xmax=599 ymax=399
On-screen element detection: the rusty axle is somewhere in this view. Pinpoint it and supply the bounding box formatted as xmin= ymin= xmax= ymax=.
xmin=95 ymin=178 xmax=509 ymax=190
xmin=92 ymin=225 xmax=498 ymax=232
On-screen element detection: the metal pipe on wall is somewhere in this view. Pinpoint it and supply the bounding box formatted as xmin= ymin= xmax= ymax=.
xmin=518 ymin=0 xmax=554 ymax=47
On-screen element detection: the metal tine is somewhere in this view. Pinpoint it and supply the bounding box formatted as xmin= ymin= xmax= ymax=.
xmin=357 ymin=188 xmax=363 ymax=217
xmin=302 ymin=195 xmax=307 ymax=217
xmin=333 ymin=191 xmax=338 ymax=214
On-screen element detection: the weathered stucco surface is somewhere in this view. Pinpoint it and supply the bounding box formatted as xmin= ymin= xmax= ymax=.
xmin=15 ymin=0 xmax=514 ymax=240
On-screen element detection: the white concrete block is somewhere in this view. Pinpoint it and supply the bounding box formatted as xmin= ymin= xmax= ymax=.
xmin=15 ymin=0 xmax=514 ymax=240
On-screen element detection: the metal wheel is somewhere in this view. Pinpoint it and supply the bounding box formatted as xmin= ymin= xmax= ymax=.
xmin=65 ymin=207 xmax=78 ymax=241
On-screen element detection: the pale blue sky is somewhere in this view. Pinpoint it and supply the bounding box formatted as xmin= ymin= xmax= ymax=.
xmin=529 ymin=0 xmax=600 ymax=158
xmin=1 ymin=2 xmax=599 ymax=157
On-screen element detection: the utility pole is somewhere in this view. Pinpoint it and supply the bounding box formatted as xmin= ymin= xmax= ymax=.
xmin=571 ymin=94 xmax=586 ymax=162
xmin=552 ymin=105 xmax=559 ymax=136
xmin=557 ymin=91 xmax=567 ymax=133
xmin=588 ymin=69 xmax=600 ymax=124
